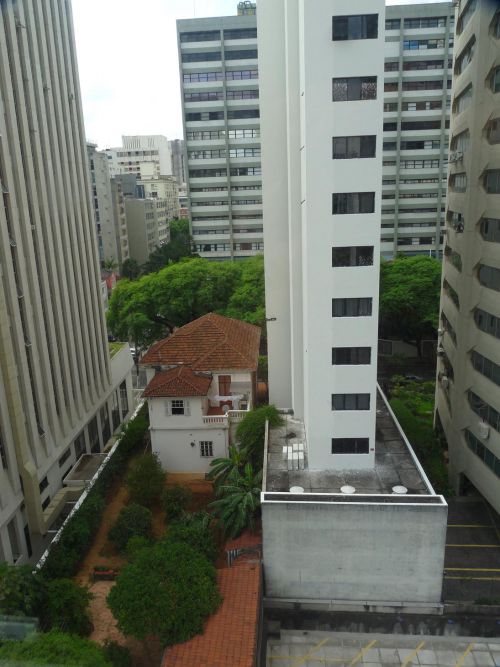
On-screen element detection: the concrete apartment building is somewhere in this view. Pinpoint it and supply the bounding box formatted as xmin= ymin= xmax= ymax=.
xmin=87 ymin=142 xmax=130 ymax=268
xmin=177 ymin=5 xmax=263 ymax=260
xmin=436 ymin=0 xmax=500 ymax=513
xmin=0 ymin=0 xmax=133 ymax=563
xmin=258 ymin=0 xmax=447 ymax=609
xmin=382 ymin=3 xmax=455 ymax=258
xmin=125 ymin=197 xmax=171 ymax=265
xmin=169 ymin=138 xmax=186 ymax=186
xmin=105 ymin=135 xmax=173 ymax=179
xmin=137 ymin=169 xmax=180 ymax=221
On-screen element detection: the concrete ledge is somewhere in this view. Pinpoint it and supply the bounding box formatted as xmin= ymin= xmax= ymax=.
xmin=264 ymin=597 xmax=445 ymax=615
xmin=444 ymin=602 xmax=500 ymax=616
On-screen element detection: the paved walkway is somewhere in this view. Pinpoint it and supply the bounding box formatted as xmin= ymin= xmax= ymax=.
xmin=267 ymin=631 xmax=500 ymax=666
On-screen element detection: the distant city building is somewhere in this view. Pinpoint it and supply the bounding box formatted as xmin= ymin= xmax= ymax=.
xmin=381 ymin=3 xmax=455 ymax=258
xmin=436 ymin=0 xmax=500 ymax=513
xmin=178 ymin=187 xmax=189 ymax=218
xmin=0 ymin=0 xmax=133 ymax=563
xmin=138 ymin=172 xmax=180 ymax=220
xmin=177 ymin=8 xmax=263 ymax=260
xmin=169 ymin=139 xmax=186 ymax=186
xmin=237 ymin=1 xmax=256 ymax=16
xmin=125 ymin=198 xmax=171 ymax=264
xmin=105 ymin=135 xmax=173 ymax=179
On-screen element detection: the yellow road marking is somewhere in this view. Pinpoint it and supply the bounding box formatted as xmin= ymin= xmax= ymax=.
xmin=445 ymin=576 xmax=500 ymax=581
xmin=348 ymin=639 xmax=378 ymax=666
xmin=290 ymin=637 xmax=329 ymax=667
xmin=446 ymin=543 xmax=500 ymax=547
xmin=401 ymin=641 xmax=425 ymax=666
xmin=448 ymin=524 xmax=495 ymax=528
xmin=446 ymin=567 xmax=500 ymax=572
xmin=454 ymin=642 xmax=475 ymax=667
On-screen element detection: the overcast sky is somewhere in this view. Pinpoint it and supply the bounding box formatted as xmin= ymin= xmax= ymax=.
xmin=72 ymin=0 xmax=447 ymax=150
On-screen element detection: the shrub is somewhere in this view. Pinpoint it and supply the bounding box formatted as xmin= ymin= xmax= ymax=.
xmin=108 ymin=504 xmax=152 ymax=552
xmin=162 ymin=485 xmax=193 ymax=522
xmin=0 ymin=563 xmax=46 ymax=618
xmin=0 ymin=630 xmax=111 ymax=666
xmin=165 ymin=522 xmax=218 ymax=563
xmin=43 ymin=579 xmax=93 ymax=636
xmin=107 ymin=541 xmax=221 ymax=647
xmin=236 ymin=405 xmax=283 ymax=468
xmin=126 ymin=453 xmax=165 ymax=507
xmin=125 ymin=536 xmax=151 ymax=562
xmin=103 ymin=641 xmax=132 ymax=667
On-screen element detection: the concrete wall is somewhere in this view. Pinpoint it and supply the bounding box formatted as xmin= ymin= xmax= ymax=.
xmin=262 ymin=498 xmax=447 ymax=604
xmin=151 ymin=427 xmax=227 ymax=473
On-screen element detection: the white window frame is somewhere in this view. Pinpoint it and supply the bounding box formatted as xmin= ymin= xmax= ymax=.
xmin=200 ymin=441 xmax=214 ymax=457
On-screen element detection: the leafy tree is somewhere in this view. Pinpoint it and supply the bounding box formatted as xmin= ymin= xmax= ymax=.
xmin=44 ymin=579 xmax=93 ymax=636
xmin=107 ymin=541 xmax=221 ymax=647
xmin=142 ymin=219 xmax=194 ymax=273
xmin=209 ymin=463 xmax=262 ymax=538
xmin=120 ymin=258 xmax=140 ymax=280
xmin=236 ymin=405 xmax=283 ymax=469
xmin=206 ymin=445 xmax=246 ymax=488
xmin=108 ymin=503 xmax=153 ymax=552
xmin=379 ymin=256 xmax=442 ymax=356
xmin=165 ymin=522 xmax=218 ymax=563
xmin=162 ymin=485 xmax=193 ymax=522
xmin=102 ymin=641 xmax=132 ymax=667
xmin=125 ymin=536 xmax=151 ymax=562
xmin=0 ymin=631 xmax=112 ymax=666
xmin=125 ymin=454 xmax=165 ymax=507
xmin=223 ymin=255 xmax=266 ymax=328
xmin=0 ymin=563 xmax=46 ymax=618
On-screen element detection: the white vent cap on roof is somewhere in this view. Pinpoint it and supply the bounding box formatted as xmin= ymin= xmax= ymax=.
xmin=340 ymin=485 xmax=356 ymax=494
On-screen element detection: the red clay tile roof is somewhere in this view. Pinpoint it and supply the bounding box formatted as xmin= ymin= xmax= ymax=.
xmin=142 ymin=366 xmax=212 ymax=398
xmin=140 ymin=313 xmax=261 ymax=372
xmin=162 ymin=563 xmax=261 ymax=667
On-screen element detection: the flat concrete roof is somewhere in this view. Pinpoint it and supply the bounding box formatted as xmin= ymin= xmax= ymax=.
xmin=64 ymin=453 xmax=106 ymax=484
xmin=264 ymin=391 xmax=433 ymax=497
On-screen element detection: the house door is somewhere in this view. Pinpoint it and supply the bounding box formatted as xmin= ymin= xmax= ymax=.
xmin=218 ymin=375 xmax=232 ymax=409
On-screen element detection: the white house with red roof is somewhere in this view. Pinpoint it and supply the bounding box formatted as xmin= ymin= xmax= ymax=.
xmin=141 ymin=313 xmax=261 ymax=473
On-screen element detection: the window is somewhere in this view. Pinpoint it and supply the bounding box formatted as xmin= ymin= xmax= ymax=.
xmin=404 ymin=16 xmax=447 ymax=28
xmin=226 ymin=89 xmax=259 ymax=100
xmin=465 ymin=429 xmax=500 ymax=478
xmin=402 ymin=80 xmax=446 ymax=92
xmin=444 ymin=245 xmax=462 ymax=271
xmin=443 ymin=279 xmax=460 ymax=309
xmin=479 ymin=264 xmax=500 ymax=292
xmin=457 ymin=0 xmax=476 ymax=34
xmin=184 ymin=91 xmax=224 ymax=103
xmin=188 ymin=150 xmax=226 ymax=160
xmin=383 ymin=141 xmax=397 ymax=151
xmin=403 ymin=60 xmax=445 ymax=71
xmin=171 ymin=399 xmax=185 ymax=415
xmin=186 ymin=111 xmax=225 ymax=122
xmin=384 ymin=102 xmax=398 ymax=111
xmin=385 ymin=61 xmax=398 ymax=72
xmin=218 ymin=375 xmax=231 ymax=396
xmin=225 ymin=69 xmax=258 ymax=80
xmin=101 ymin=404 xmax=111 ymax=444
xmin=385 ymin=19 xmax=400 ymax=30
xmin=468 ymin=390 xmax=500 ymax=432
xmin=332 ymin=76 xmax=377 ymax=102
xmin=189 ymin=169 xmax=227 ymax=178
xmin=455 ymin=37 xmax=475 ymax=75
xmin=441 ymin=312 xmax=457 ymax=346
xmin=403 ymin=39 xmax=445 ymax=50
xmin=492 ymin=10 xmax=500 ymax=38
xmin=59 ymin=448 xmax=71 ymax=467
xmin=450 ymin=173 xmax=467 ymax=192
xmin=332 ymin=14 xmax=378 ymax=41
xmin=7 ymin=519 xmax=20 ymax=562
xmin=111 ymin=391 xmax=120 ymax=431
xmin=224 ymin=28 xmax=257 ymax=39
xmin=0 ymin=428 xmax=8 ymax=469
xmin=332 ymin=394 xmax=370 ymax=410
xmin=332 ymin=347 xmax=371 ymax=365
xmin=486 ymin=119 xmax=500 ymax=145
xmin=230 ymin=167 xmax=261 ymax=176
xmin=480 ymin=218 xmax=500 ymax=242
xmin=200 ymin=441 xmax=214 ymax=457
xmin=182 ymin=51 xmax=221 ymax=63
xmin=453 ymin=84 xmax=472 ymax=114
xmin=384 ymin=122 xmax=397 ymax=132
xmin=41 ymin=496 xmax=51 ymax=511
xmin=183 ymin=72 xmax=224 ymax=83
xmin=332 ymin=192 xmax=375 ymax=214
xmin=120 ymin=381 xmax=129 ymax=417
xmin=384 ymin=82 xmax=398 ymax=92
xmin=471 ymin=351 xmax=500 ymax=387
xmin=228 ymin=148 xmax=261 ymax=157
xmin=88 ymin=416 xmax=100 ymax=454
xmin=227 ymin=109 xmax=260 ymax=119
xmin=332 ymin=297 xmax=372 ymax=317
xmin=224 ymin=49 xmax=258 ymax=60
xmin=485 ymin=170 xmax=500 ymax=193
xmin=331 ymin=438 xmax=369 ymax=454
xmin=447 ymin=210 xmax=464 ymax=232
xmin=332 ymin=135 xmax=375 ymax=159
xmin=180 ymin=30 xmax=220 ymax=42
xmin=475 ymin=308 xmax=500 ymax=340
xmin=39 ymin=476 xmax=48 ymax=493
xmin=74 ymin=431 xmax=86 ymax=459
xmin=401 ymin=121 xmax=442 ymax=131
xmin=332 ymin=246 xmax=373 ymax=267
xmin=451 ymin=129 xmax=470 ymax=153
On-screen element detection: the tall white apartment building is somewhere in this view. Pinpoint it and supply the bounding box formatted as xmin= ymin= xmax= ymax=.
xmin=0 ymin=0 xmax=133 ymax=563
xmin=261 ymin=1 xmax=384 ymax=469
xmin=436 ymin=0 xmax=500 ymax=513
xmin=177 ymin=7 xmax=263 ymax=260
xmin=105 ymin=135 xmax=173 ymax=180
xmin=382 ymin=3 xmax=455 ymax=258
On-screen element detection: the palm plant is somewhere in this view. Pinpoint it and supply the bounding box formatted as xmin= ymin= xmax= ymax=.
xmin=209 ymin=463 xmax=262 ymax=539
xmin=206 ymin=445 xmax=246 ymax=488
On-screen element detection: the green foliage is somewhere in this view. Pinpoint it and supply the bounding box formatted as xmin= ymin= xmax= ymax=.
xmin=389 ymin=377 xmax=452 ymax=496
xmin=142 ymin=219 xmax=194 ymax=273
xmin=125 ymin=453 xmax=165 ymax=507
xmin=120 ymin=258 xmax=140 ymax=280
xmin=162 ymin=485 xmax=193 ymax=522
xmin=102 ymin=640 xmax=132 ymax=667
xmin=43 ymin=579 xmax=93 ymax=636
xmin=41 ymin=406 xmax=149 ymax=580
xmin=209 ymin=463 xmax=262 ymax=539
xmin=108 ymin=504 xmax=153 ymax=552
xmin=258 ymin=355 xmax=268 ymax=382
xmin=0 ymin=563 xmax=46 ymax=618
xmin=236 ymin=404 xmax=283 ymax=469
xmin=125 ymin=536 xmax=151 ymax=562
xmin=107 ymin=540 xmax=221 ymax=646
xmin=206 ymin=445 xmax=246 ymax=488
xmin=379 ymin=256 xmax=442 ymax=354
xmin=164 ymin=521 xmax=218 ymax=563
xmin=0 ymin=631 xmax=112 ymax=666
xmin=107 ymin=255 xmax=265 ymax=346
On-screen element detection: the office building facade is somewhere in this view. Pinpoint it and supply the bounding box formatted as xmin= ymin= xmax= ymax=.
xmin=0 ymin=0 xmax=132 ymax=563
xmin=382 ymin=2 xmax=455 ymax=258
xmin=105 ymin=135 xmax=172 ymax=180
xmin=125 ymin=198 xmax=171 ymax=265
xmin=169 ymin=138 xmax=186 ymax=186
xmin=177 ymin=7 xmax=263 ymax=260
xmin=436 ymin=0 xmax=500 ymax=513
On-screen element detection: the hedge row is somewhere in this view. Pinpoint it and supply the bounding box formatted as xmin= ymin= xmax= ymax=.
xmin=40 ymin=405 xmax=149 ymax=580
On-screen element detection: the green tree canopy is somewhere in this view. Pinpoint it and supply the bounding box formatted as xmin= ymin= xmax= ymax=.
xmin=120 ymin=258 xmax=140 ymax=280
xmin=209 ymin=463 xmax=262 ymax=539
xmin=236 ymin=404 xmax=283 ymax=469
xmin=125 ymin=454 xmax=165 ymax=508
xmin=0 ymin=563 xmax=46 ymax=618
xmin=108 ymin=503 xmax=153 ymax=552
xmin=0 ymin=631 xmax=111 ymax=666
xmin=379 ymin=255 xmax=442 ymax=354
xmin=107 ymin=255 xmax=265 ymax=346
xmin=107 ymin=540 xmax=221 ymax=646
xmin=142 ymin=219 xmax=194 ymax=273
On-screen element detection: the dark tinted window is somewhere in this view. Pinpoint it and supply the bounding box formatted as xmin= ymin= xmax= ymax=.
xmin=332 ymin=394 xmax=370 ymax=410
xmin=331 ymin=438 xmax=369 ymax=454
xmin=331 ymin=347 xmax=371 ymax=365
xmin=332 ymin=14 xmax=378 ymax=40
xmin=332 ymin=192 xmax=375 ymax=214
xmin=332 ymin=135 xmax=376 ymax=159
xmin=332 ymin=77 xmax=377 ymax=101
xmin=332 ymin=246 xmax=373 ymax=267
xmin=332 ymin=298 xmax=372 ymax=317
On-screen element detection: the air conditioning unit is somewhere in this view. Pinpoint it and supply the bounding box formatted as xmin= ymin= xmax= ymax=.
xmin=437 ymin=345 xmax=445 ymax=356
xmin=449 ymin=151 xmax=464 ymax=163
xmin=441 ymin=375 xmax=449 ymax=389
xmin=478 ymin=421 xmax=490 ymax=440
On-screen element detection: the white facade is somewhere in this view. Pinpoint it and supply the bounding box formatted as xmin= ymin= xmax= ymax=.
xmin=138 ymin=173 xmax=180 ymax=221
xmin=124 ymin=198 xmax=171 ymax=265
xmin=0 ymin=0 xmax=133 ymax=563
xmin=105 ymin=135 xmax=172 ymax=179
xmin=260 ymin=0 xmax=384 ymax=470
xmin=177 ymin=13 xmax=263 ymax=260
xmin=382 ymin=3 xmax=454 ymax=258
